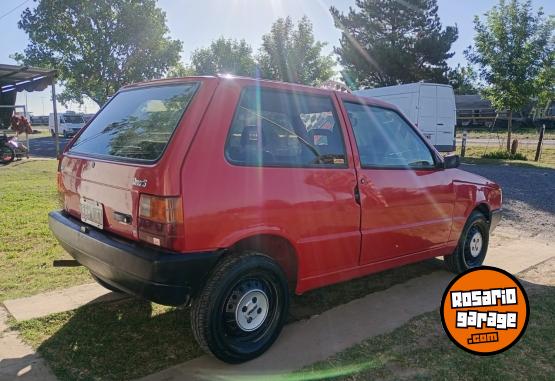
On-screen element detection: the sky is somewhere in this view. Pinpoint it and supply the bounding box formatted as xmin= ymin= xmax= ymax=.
xmin=0 ymin=0 xmax=553 ymax=115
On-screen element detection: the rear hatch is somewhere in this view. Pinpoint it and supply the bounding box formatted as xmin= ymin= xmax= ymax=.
xmin=58 ymin=78 xmax=216 ymax=248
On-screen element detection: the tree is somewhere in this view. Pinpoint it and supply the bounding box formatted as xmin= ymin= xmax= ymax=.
xmin=190 ymin=37 xmax=256 ymax=76
xmin=331 ymin=0 xmax=458 ymax=88
xmin=534 ymin=51 xmax=555 ymax=115
xmin=465 ymin=0 xmax=554 ymax=151
xmin=15 ymin=0 xmax=182 ymax=106
xmin=257 ymin=16 xmax=335 ymax=86
xmin=166 ymin=62 xmax=196 ymax=78
xmin=448 ymin=64 xmax=479 ymax=95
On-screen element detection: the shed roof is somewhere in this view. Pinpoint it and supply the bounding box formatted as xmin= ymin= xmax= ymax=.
xmin=0 ymin=64 xmax=57 ymax=94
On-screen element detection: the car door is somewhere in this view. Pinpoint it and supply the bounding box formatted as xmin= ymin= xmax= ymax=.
xmin=338 ymin=95 xmax=455 ymax=264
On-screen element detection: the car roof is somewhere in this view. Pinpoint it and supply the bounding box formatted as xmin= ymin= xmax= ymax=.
xmin=120 ymin=75 xmax=399 ymax=110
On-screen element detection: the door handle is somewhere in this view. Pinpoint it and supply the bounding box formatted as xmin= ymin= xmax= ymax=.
xmin=354 ymin=184 xmax=361 ymax=205
xmin=437 ymin=123 xmax=444 ymax=126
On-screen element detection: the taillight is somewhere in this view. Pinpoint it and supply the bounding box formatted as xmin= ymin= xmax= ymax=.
xmin=138 ymin=195 xmax=183 ymax=250
xmin=57 ymin=172 xmax=65 ymax=209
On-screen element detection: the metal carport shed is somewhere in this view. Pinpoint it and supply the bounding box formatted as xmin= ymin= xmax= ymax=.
xmin=0 ymin=64 xmax=60 ymax=156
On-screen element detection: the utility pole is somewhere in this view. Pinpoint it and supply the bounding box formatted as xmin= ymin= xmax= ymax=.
xmin=51 ymin=82 xmax=60 ymax=157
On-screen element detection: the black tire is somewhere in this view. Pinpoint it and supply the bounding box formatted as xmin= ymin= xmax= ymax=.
xmin=191 ymin=251 xmax=289 ymax=363
xmin=0 ymin=145 xmax=15 ymax=164
xmin=90 ymin=272 xmax=124 ymax=293
xmin=444 ymin=210 xmax=490 ymax=274
xmin=51 ymin=129 xmax=56 ymax=137
xmin=63 ymin=130 xmax=68 ymax=139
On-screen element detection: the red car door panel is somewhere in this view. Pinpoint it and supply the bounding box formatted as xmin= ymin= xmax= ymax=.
xmin=358 ymin=169 xmax=454 ymax=263
xmin=337 ymin=94 xmax=455 ymax=264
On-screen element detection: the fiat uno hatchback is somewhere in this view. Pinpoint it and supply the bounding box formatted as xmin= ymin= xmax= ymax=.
xmin=49 ymin=76 xmax=502 ymax=363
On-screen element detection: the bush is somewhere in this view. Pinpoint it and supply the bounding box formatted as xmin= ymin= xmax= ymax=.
xmin=481 ymin=150 xmax=528 ymax=161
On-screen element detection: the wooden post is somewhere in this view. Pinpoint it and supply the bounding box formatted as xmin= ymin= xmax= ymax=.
xmin=461 ymin=130 xmax=467 ymax=158
xmin=511 ymin=139 xmax=518 ymax=155
xmin=535 ymin=124 xmax=545 ymax=162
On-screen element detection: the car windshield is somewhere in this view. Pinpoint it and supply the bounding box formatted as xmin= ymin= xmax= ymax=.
xmin=68 ymin=83 xmax=199 ymax=161
xmin=62 ymin=115 xmax=85 ymax=124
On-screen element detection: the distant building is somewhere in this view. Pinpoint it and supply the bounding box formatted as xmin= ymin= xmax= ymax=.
xmin=532 ymin=100 xmax=555 ymax=120
xmin=455 ymin=95 xmax=496 ymax=127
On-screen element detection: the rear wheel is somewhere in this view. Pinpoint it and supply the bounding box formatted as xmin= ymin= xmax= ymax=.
xmin=191 ymin=251 xmax=289 ymax=363
xmin=50 ymin=129 xmax=56 ymax=137
xmin=0 ymin=145 xmax=15 ymax=164
xmin=444 ymin=210 xmax=489 ymax=273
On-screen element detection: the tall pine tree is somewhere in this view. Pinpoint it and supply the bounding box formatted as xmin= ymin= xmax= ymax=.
xmin=331 ymin=0 xmax=458 ymax=88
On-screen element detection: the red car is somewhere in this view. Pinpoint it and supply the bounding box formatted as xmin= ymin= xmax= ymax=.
xmin=49 ymin=76 xmax=502 ymax=363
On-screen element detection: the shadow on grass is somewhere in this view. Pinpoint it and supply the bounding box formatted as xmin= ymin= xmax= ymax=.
xmin=12 ymin=260 xmax=443 ymax=380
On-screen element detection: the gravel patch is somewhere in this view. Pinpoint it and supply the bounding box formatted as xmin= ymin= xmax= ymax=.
xmin=460 ymin=163 xmax=555 ymax=239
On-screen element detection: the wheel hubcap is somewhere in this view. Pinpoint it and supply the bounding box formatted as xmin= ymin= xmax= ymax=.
xmin=469 ymin=231 xmax=483 ymax=258
xmin=235 ymin=289 xmax=269 ymax=332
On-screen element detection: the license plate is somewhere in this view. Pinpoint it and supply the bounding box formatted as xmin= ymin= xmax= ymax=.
xmin=80 ymin=197 xmax=103 ymax=229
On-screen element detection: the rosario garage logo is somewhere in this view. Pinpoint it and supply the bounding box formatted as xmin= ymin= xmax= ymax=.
xmin=440 ymin=266 xmax=529 ymax=355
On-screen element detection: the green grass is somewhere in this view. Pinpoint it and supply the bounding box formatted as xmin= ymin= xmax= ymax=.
xmin=12 ymin=261 xmax=440 ymax=381
xmin=453 ymin=126 xmax=555 ymax=168
xmin=0 ymin=160 xmax=89 ymax=301
xmin=14 ymin=301 xmax=203 ymax=381
xmin=481 ymin=150 xmax=528 ymax=161
xmin=455 ymin=126 xmax=555 ymax=141
xmin=299 ymin=285 xmax=555 ymax=381
xmin=457 ymin=146 xmax=555 ymax=169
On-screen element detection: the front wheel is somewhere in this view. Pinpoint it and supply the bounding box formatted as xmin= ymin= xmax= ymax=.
xmin=444 ymin=210 xmax=490 ymax=274
xmin=191 ymin=251 xmax=289 ymax=363
xmin=0 ymin=145 xmax=15 ymax=164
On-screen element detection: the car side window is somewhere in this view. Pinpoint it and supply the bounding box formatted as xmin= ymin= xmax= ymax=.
xmin=225 ymin=87 xmax=347 ymax=167
xmin=344 ymin=102 xmax=436 ymax=169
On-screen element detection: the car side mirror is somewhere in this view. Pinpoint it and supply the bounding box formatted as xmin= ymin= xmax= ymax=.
xmin=443 ymin=154 xmax=460 ymax=169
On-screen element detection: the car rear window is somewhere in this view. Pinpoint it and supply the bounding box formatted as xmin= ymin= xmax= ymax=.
xmin=69 ymin=83 xmax=199 ymax=161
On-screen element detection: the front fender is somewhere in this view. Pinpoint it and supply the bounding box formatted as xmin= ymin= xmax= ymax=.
xmin=449 ymin=181 xmax=501 ymax=242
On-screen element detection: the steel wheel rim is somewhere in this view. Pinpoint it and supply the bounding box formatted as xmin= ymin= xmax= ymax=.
xmin=465 ymin=225 xmax=485 ymax=266
xmin=235 ymin=289 xmax=269 ymax=332
xmin=221 ymin=275 xmax=279 ymax=344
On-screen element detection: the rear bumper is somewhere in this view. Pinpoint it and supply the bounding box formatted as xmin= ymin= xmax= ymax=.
xmin=490 ymin=209 xmax=502 ymax=232
xmin=48 ymin=211 xmax=222 ymax=306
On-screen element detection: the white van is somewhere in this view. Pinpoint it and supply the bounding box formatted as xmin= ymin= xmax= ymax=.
xmin=354 ymin=83 xmax=456 ymax=152
xmin=49 ymin=111 xmax=86 ymax=138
